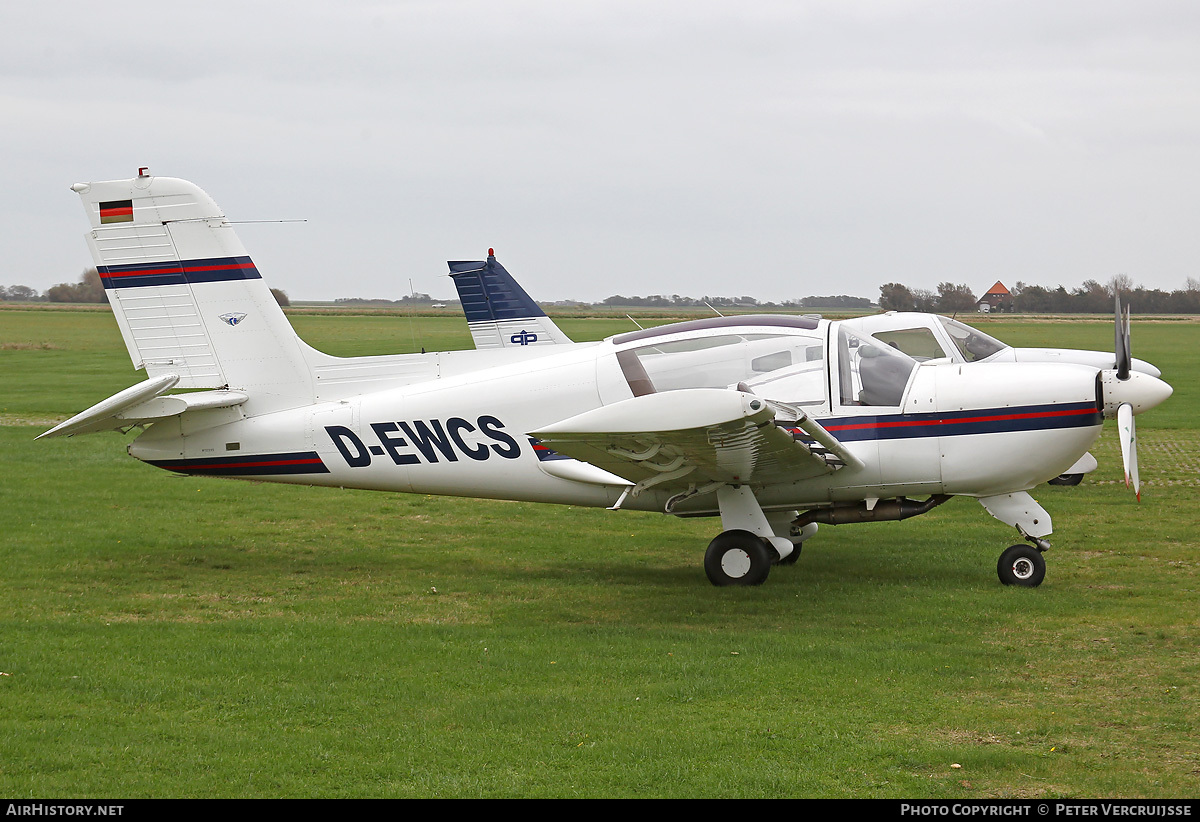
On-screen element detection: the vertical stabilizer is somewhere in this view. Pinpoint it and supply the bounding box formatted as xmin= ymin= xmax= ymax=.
xmin=448 ymin=251 xmax=573 ymax=349
xmin=73 ymin=173 xmax=313 ymax=411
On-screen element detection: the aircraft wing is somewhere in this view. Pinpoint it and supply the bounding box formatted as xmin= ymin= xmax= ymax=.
xmin=530 ymin=388 xmax=858 ymax=498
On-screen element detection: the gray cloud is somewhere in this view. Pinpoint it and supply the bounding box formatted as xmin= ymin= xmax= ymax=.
xmin=3 ymin=0 xmax=1199 ymax=303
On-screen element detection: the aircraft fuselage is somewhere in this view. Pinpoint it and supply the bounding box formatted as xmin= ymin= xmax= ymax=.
xmin=128 ymin=323 xmax=1106 ymax=518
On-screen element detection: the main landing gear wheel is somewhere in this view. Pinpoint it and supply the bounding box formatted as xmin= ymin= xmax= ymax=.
xmin=1048 ymin=473 xmax=1083 ymax=486
xmin=997 ymin=544 xmax=1046 ymax=588
xmin=704 ymin=529 xmax=774 ymax=586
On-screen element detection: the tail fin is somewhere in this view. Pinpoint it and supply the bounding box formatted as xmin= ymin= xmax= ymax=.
xmin=448 ymin=251 xmax=574 ymax=349
xmin=74 ymin=172 xmax=313 ymax=409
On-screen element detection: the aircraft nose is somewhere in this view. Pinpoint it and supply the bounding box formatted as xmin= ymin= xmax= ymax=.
xmin=1100 ymin=370 xmax=1173 ymax=418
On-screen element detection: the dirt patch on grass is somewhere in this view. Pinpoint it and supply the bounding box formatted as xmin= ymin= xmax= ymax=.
xmin=1092 ymin=430 xmax=1200 ymax=487
xmin=0 ymin=414 xmax=64 ymax=427
xmin=1 ymin=341 xmax=61 ymax=350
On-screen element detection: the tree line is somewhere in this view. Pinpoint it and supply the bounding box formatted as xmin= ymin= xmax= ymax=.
xmin=1 ymin=269 xmax=107 ymax=303
xmin=600 ymin=294 xmax=874 ymax=309
xmin=334 ymin=292 xmax=439 ymax=306
xmin=880 ymin=276 xmax=1200 ymax=314
xmin=8 ymin=268 xmax=1200 ymax=315
xmin=1 ymin=269 xmax=289 ymax=306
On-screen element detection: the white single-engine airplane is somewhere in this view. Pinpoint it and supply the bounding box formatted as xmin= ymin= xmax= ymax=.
xmin=43 ymin=172 xmax=1173 ymax=588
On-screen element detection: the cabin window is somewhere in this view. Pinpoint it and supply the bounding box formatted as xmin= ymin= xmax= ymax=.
xmin=870 ymin=328 xmax=949 ymax=361
xmin=620 ymin=331 xmax=827 ymax=406
xmin=838 ymin=327 xmax=917 ymax=407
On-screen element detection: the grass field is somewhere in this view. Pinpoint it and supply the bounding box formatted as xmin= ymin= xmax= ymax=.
xmin=1 ymin=305 xmax=1197 ymax=798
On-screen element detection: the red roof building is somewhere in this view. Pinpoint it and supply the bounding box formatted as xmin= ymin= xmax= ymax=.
xmin=978 ymin=281 xmax=1011 ymax=312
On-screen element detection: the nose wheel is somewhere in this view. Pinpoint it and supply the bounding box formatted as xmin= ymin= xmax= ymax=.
xmin=997 ymin=544 xmax=1046 ymax=587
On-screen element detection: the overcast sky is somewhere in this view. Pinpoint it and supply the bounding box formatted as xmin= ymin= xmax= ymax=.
xmin=3 ymin=1 xmax=1199 ymax=303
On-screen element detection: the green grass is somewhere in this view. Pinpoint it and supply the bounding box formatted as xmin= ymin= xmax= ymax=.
xmin=1 ymin=306 xmax=1198 ymax=797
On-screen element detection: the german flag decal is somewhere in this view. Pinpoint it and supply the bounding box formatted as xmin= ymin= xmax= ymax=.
xmin=99 ymin=200 xmax=133 ymax=224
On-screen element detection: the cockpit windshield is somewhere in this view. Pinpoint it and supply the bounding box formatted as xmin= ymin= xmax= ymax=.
xmin=937 ymin=317 xmax=1007 ymax=362
xmin=837 ymin=327 xmax=917 ymax=407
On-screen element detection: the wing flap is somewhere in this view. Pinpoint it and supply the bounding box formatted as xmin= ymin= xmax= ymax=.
xmin=530 ymin=388 xmax=837 ymax=493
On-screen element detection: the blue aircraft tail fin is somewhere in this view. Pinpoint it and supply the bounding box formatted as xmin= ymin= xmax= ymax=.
xmin=448 ymin=251 xmax=574 ymax=349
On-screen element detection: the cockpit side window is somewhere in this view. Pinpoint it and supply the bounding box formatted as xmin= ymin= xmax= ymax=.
xmin=838 ymin=327 xmax=917 ymax=407
xmin=871 ymin=328 xmax=949 ymax=361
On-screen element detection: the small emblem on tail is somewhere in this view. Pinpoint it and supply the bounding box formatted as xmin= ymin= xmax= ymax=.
xmin=510 ymin=330 xmax=538 ymax=345
xmin=219 ymin=312 xmax=248 ymax=327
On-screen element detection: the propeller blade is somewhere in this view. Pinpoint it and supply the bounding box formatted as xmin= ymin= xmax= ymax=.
xmin=1124 ymin=304 xmax=1133 ymax=373
xmin=1117 ymin=402 xmax=1141 ymax=499
xmin=1114 ymin=293 xmax=1132 ymax=380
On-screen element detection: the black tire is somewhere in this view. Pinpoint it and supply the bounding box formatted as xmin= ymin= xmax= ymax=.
xmin=704 ymin=530 xmax=773 ymax=586
xmin=997 ymin=544 xmax=1046 ymax=587
xmin=1048 ymin=473 xmax=1083 ymax=486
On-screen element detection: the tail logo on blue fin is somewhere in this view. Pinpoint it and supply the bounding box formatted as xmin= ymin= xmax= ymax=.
xmin=447 ymin=251 xmax=574 ymax=350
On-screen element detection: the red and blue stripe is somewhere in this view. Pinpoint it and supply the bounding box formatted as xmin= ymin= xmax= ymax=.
xmin=145 ymin=451 xmax=329 ymax=477
xmin=98 ymin=256 xmax=261 ymax=289
xmin=529 ymin=402 xmax=1101 ymax=464
xmin=786 ymin=401 xmax=1103 ymax=443
xmin=529 ymin=437 xmax=570 ymax=462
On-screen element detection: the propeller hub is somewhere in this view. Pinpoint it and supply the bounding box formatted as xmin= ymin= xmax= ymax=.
xmin=1099 ymin=370 xmax=1173 ymax=418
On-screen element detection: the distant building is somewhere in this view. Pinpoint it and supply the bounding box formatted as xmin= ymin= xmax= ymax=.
xmin=977 ymin=281 xmax=1011 ymax=312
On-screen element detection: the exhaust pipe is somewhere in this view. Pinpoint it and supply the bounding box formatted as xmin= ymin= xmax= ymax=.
xmin=795 ymin=494 xmax=951 ymax=527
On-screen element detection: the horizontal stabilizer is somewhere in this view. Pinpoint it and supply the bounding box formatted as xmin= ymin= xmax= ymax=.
xmin=448 ymin=252 xmax=573 ymax=349
xmin=37 ymin=375 xmax=248 ymax=439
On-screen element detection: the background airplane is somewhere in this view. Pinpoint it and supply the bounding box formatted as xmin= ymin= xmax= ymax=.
xmin=43 ymin=173 xmax=1172 ymax=588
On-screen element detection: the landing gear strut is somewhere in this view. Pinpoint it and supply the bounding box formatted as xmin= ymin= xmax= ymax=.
xmin=997 ymin=543 xmax=1046 ymax=587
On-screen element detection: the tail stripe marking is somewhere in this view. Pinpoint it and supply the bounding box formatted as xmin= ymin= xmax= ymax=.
xmin=98 ymin=256 xmax=261 ymax=289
